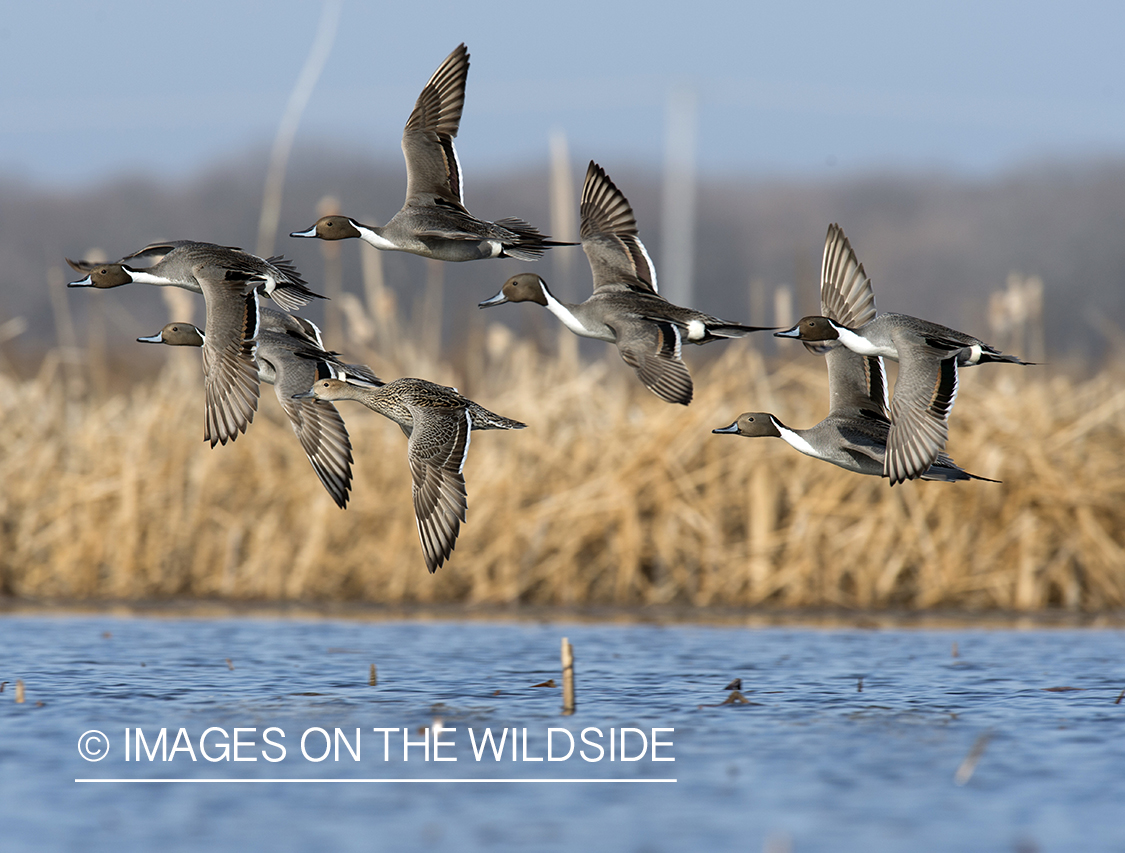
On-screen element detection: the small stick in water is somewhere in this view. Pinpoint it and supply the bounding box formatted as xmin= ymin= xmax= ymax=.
xmin=561 ymin=637 xmax=575 ymax=716
xmin=15 ymin=680 xmax=25 ymax=704
xmin=225 ymin=658 xmax=234 ymax=671
xmin=369 ymin=664 xmax=378 ymax=686
xmin=954 ymin=730 xmax=993 ymax=786
xmin=857 ymin=677 xmax=864 ymax=692
xmin=1115 ymin=688 xmax=1124 ymax=705
xmin=952 ymin=642 xmax=959 ymax=658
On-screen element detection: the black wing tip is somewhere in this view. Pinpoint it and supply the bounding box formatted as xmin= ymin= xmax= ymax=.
xmin=651 ymin=385 xmax=692 ymax=406
xmin=585 ymin=160 xmax=609 ymax=182
xmin=965 ymin=471 xmax=1002 ymax=483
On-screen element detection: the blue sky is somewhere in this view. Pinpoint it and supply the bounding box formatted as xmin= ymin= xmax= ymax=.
xmin=4 ymin=1 xmax=1125 ymax=186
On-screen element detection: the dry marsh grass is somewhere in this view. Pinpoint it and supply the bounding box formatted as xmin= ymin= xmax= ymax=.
xmin=1 ymin=301 xmax=1123 ymax=612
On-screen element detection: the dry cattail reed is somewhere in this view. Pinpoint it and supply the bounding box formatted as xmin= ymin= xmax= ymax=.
xmin=0 ymin=292 xmax=1123 ymax=612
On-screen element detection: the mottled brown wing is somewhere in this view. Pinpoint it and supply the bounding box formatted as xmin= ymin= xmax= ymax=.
xmin=406 ymin=403 xmax=472 ymax=572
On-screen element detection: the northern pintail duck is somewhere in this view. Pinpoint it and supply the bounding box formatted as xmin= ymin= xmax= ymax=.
xmin=295 ymin=376 xmax=525 ymax=573
xmin=67 ymin=241 xmax=322 ymax=311
xmin=290 ymin=44 xmax=571 ymax=262
xmin=479 ymin=161 xmax=773 ymax=404
xmin=712 ymin=411 xmax=993 ymax=482
xmin=775 ymin=224 xmax=1027 ymax=484
xmin=716 ymin=224 xmax=993 ymax=483
xmin=139 ymin=309 xmax=381 ymax=508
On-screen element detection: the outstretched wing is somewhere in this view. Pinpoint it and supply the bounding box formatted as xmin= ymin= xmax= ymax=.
xmin=613 ymin=318 xmax=693 ymax=405
xmin=402 ymin=43 xmax=469 ymax=207
xmin=198 ymin=270 xmax=260 ymax=447
xmin=580 ymin=161 xmax=659 ymax=296
xmin=406 ymin=404 xmax=472 ymax=572
xmin=820 ymin=223 xmax=877 ymax=329
xmin=885 ymin=354 xmax=958 ymax=485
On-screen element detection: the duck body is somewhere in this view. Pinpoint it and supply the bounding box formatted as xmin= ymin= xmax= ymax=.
xmin=792 ymin=312 xmax=1030 ymax=368
xmin=775 ymin=224 xmax=1026 ymax=484
xmin=67 ymin=240 xmax=321 ymax=311
xmin=719 ymin=224 xmax=994 ymax=485
xmin=289 ymin=44 xmax=570 ymax=262
xmin=296 ymin=376 xmax=525 ymax=573
xmin=479 ymin=162 xmax=772 ymax=405
xmin=138 ymin=311 xmax=375 ymax=508
xmin=713 ymin=406 xmax=992 ymax=483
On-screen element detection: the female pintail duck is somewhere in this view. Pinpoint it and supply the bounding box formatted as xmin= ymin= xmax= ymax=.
xmin=479 ymin=161 xmax=773 ymax=405
xmin=139 ymin=310 xmax=381 ymax=508
xmin=294 ymin=376 xmax=525 ymax=573
xmin=67 ymin=240 xmax=322 ymax=311
xmin=775 ymin=224 xmax=1027 ymax=484
xmin=290 ymin=44 xmax=571 ymax=262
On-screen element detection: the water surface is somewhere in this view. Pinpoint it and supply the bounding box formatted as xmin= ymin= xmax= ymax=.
xmin=1 ymin=616 xmax=1122 ymax=852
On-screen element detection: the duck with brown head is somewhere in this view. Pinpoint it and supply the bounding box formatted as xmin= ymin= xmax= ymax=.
xmin=67 ymin=240 xmax=322 ymax=311
xmin=138 ymin=311 xmax=377 ymax=509
xmin=289 ymin=44 xmax=573 ymax=263
xmin=479 ymin=162 xmax=773 ymax=405
xmin=774 ymin=224 xmax=1026 ymax=484
xmin=718 ymin=224 xmax=996 ymax=485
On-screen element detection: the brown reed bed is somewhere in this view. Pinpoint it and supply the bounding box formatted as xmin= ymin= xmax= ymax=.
xmin=1 ymin=305 xmax=1123 ymax=612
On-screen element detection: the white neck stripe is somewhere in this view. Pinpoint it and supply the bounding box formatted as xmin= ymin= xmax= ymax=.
xmin=775 ymin=422 xmax=819 ymax=458
xmin=834 ymin=324 xmax=887 ymax=357
xmin=356 ymin=224 xmax=398 ymax=251
xmin=126 ymin=270 xmax=174 ymax=286
xmin=541 ymin=287 xmax=594 ymax=337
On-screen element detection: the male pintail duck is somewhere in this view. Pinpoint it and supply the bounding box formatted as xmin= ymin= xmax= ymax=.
xmin=295 ymin=376 xmax=525 ymax=573
xmin=290 ymin=44 xmax=571 ymax=262
xmin=712 ymin=412 xmax=993 ymax=482
xmin=139 ymin=309 xmax=381 ymax=507
xmin=479 ymin=161 xmax=773 ymax=404
xmin=775 ymin=224 xmax=1027 ymax=484
xmin=716 ymin=224 xmax=994 ymax=483
xmin=255 ymin=307 xmax=383 ymax=387
xmin=67 ymin=240 xmax=322 ymax=311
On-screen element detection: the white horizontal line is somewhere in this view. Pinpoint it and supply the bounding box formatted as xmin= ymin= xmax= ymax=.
xmin=77 ymin=783 xmax=675 ymax=787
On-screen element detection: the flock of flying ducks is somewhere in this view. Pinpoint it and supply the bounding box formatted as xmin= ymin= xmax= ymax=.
xmin=64 ymin=44 xmax=1028 ymax=574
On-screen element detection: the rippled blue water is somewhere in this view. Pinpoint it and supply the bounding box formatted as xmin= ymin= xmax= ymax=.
xmin=1 ymin=615 xmax=1123 ymax=852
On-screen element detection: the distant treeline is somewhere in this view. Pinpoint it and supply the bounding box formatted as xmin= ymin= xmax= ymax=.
xmin=1 ymin=146 xmax=1123 ymax=365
